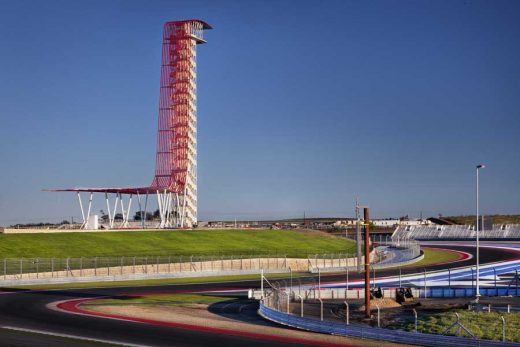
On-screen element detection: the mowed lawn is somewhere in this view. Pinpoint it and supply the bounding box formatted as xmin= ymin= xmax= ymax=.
xmin=0 ymin=229 xmax=356 ymax=258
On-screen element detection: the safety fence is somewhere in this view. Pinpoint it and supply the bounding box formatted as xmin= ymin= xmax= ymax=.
xmin=252 ymin=286 xmax=520 ymax=302
xmin=258 ymin=303 xmax=520 ymax=346
xmin=309 ymin=239 xmax=421 ymax=272
xmin=0 ymin=238 xmax=422 ymax=284
xmin=256 ymin=268 xmax=520 ymax=345
xmin=0 ymin=253 xmax=374 ymax=282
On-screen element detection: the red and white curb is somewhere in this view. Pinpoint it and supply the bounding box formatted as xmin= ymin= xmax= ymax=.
xmin=49 ymin=292 xmax=358 ymax=347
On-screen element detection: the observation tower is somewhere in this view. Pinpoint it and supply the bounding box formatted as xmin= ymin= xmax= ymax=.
xmin=46 ymin=20 xmax=211 ymax=229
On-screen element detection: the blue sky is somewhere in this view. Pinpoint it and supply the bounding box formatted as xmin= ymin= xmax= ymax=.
xmin=0 ymin=0 xmax=519 ymax=225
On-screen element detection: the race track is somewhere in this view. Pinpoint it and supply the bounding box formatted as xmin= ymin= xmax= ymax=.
xmin=0 ymin=242 xmax=518 ymax=347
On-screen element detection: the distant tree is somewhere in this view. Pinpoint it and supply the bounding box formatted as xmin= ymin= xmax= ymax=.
xmin=99 ymin=210 xmax=109 ymax=222
xmin=134 ymin=211 xmax=154 ymax=221
xmin=60 ymin=220 xmax=70 ymax=225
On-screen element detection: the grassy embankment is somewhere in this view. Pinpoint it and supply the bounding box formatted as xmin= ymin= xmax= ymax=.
xmin=406 ymin=248 xmax=461 ymax=268
xmin=0 ymin=229 xmax=356 ymax=258
xmin=389 ymin=309 xmax=520 ymax=342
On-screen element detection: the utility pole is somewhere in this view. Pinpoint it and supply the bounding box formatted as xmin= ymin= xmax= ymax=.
xmin=364 ymin=206 xmax=371 ymax=319
xmin=476 ymin=164 xmax=485 ymax=302
xmin=355 ymin=198 xmax=362 ymax=272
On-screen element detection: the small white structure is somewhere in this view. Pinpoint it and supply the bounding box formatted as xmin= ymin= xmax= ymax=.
xmin=85 ymin=214 xmax=99 ymax=230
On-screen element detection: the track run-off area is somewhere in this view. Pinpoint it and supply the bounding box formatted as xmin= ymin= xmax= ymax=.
xmin=0 ymin=241 xmax=519 ymax=347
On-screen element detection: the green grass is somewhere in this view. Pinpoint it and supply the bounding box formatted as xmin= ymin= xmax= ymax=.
xmin=83 ymin=293 xmax=237 ymax=306
xmin=389 ymin=309 xmax=520 ymax=342
xmin=2 ymin=271 xmax=303 ymax=290
xmin=405 ymin=248 xmax=461 ymax=268
xmin=0 ymin=229 xmax=355 ymax=258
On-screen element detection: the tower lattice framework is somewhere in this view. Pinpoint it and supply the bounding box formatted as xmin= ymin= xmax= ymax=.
xmin=151 ymin=20 xmax=209 ymax=227
xmin=46 ymin=19 xmax=211 ymax=229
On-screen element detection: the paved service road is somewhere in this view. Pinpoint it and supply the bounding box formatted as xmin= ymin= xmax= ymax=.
xmin=0 ymin=243 xmax=517 ymax=347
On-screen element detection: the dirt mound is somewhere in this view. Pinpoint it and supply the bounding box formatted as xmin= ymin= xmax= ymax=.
xmin=358 ymin=298 xmax=401 ymax=311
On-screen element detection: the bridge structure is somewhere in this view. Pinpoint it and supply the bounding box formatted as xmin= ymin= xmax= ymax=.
xmin=45 ymin=20 xmax=211 ymax=229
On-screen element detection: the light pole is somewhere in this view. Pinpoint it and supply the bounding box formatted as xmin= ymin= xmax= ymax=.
xmin=476 ymin=164 xmax=485 ymax=301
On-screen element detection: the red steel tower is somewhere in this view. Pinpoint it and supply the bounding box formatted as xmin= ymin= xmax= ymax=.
xmin=46 ymin=20 xmax=211 ymax=229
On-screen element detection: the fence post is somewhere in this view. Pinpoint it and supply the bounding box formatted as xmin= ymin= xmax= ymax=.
xmin=375 ymin=302 xmax=380 ymax=327
xmin=423 ymin=268 xmax=427 ymax=298
xmin=399 ymin=267 xmax=402 ymax=288
xmin=286 ymin=292 xmax=290 ymax=313
xmin=156 ymin=256 xmax=159 ymax=273
xmin=36 ymin=258 xmax=39 ymax=279
xmin=107 ymin=258 xmax=110 ymax=276
xmin=471 ymin=267 xmax=475 ymax=293
xmin=494 ymin=267 xmax=497 ymax=296
xmin=79 ymin=257 xmax=83 ymax=277
xmin=456 ymin=313 xmax=461 ymax=336
xmin=515 ymin=269 xmax=518 ymax=296
xmin=319 ymin=298 xmax=323 ymax=321
xmin=121 ymin=256 xmax=124 ymax=275
xmin=507 ymin=304 xmax=511 ymax=313
xmin=318 ymin=268 xmax=321 ymax=298
xmin=260 ymin=268 xmax=264 ymax=300
xmin=20 ymin=258 xmax=22 ymax=278
xmin=298 ymin=295 xmax=303 ymax=317
xmin=344 ymin=301 xmax=349 ymax=325
xmin=501 ymin=316 xmax=506 ymax=342
xmin=289 ymin=267 xmax=293 ymax=294
xmin=94 ymin=257 xmax=97 ymax=276
xmin=168 ymin=256 xmax=171 ymax=273
xmin=413 ymin=308 xmax=418 ymax=332
xmin=51 ymin=258 xmax=54 ymax=277
xmin=346 ymin=262 xmax=350 ymax=291
xmin=66 ymin=257 xmax=70 ymax=276
xmin=488 ymin=304 xmax=491 ymax=313
xmin=133 ymin=257 xmax=136 ymax=274
xmin=3 ymin=258 xmax=5 ymax=280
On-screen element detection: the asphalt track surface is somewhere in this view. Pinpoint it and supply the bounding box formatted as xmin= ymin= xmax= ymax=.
xmin=0 ymin=244 xmax=518 ymax=347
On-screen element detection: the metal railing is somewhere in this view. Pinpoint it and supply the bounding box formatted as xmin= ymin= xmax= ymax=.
xmin=0 ymin=253 xmax=377 ymax=281
xmin=258 ymin=303 xmax=519 ymax=346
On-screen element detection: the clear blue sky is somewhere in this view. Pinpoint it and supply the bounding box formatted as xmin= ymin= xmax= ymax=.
xmin=0 ymin=0 xmax=519 ymax=225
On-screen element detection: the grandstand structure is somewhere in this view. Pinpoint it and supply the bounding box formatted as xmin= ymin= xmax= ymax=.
xmin=46 ymin=20 xmax=211 ymax=229
xmin=393 ymin=224 xmax=520 ymax=240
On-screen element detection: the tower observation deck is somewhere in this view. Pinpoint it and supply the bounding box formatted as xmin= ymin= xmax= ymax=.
xmin=46 ymin=20 xmax=211 ymax=229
